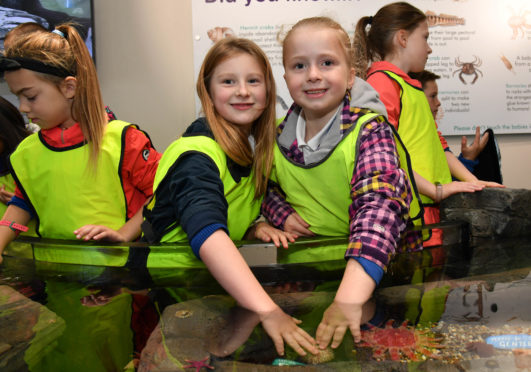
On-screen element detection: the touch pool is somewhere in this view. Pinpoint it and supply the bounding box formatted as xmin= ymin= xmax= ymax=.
xmin=0 ymin=189 xmax=530 ymax=371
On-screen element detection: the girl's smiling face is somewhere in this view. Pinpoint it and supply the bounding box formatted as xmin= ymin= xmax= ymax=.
xmin=209 ymin=53 xmax=267 ymax=130
xmin=4 ymin=68 xmax=76 ymax=130
xmin=283 ymin=25 xmax=355 ymax=126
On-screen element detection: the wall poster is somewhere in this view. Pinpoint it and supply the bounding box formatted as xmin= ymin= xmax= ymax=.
xmin=192 ymin=0 xmax=531 ymax=135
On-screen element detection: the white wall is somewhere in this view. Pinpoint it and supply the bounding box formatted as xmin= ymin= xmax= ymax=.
xmin=93 ymin=0 xmax=531 ymax=189
xmin=93 ymin=0 xmax=196 ymax=150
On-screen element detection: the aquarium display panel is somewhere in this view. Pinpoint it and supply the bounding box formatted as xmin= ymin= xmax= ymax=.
xmin=0 ymin=0 xmax=94 ymax=58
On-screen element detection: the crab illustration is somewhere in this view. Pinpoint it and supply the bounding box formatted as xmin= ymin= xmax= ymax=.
xmin=359 ymin=320 xmax=444 ymax=361
xmin=507 ymin=7 xmax=531 ymax=39
xmin=183 ymin=356 xmax=214 ymax=371
xmin=453 ymin=56 xmax=483 ymax=85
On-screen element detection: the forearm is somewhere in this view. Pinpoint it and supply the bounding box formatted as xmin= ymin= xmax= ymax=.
xmin=0 ymin=205 xmax=31 ymax=254
xmin=335 ymin=259 xmax=375 ymax=305
xmin=117 ymin=201 xmax=147 ymax=241
xmin=413 ymin=170 xmax=437 ymax=200
xmin=446 ymin=151 xmax=478 ymax=182
xmin=199 ymin=229 xmax=278 ymax=314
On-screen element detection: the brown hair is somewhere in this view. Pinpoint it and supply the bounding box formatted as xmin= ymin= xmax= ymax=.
xmin=3 ymin=22 xmax=48 ymax=50
xmin=196 ymin=37 xmax=276 ymax=198
xmin=353 ymin=2 xmax=427 ymax=76
xmin=408 ymin=70 xmax=440 ymax=89
xmin=4 ymin=23 xmax=107 ymax=168
xmin=281 ymin=17 xmax=354 ymax=69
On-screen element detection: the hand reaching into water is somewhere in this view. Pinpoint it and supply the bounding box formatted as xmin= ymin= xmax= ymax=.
xmin=259 ymin=306 xmax=318 ymax=357
xmin=317 ymin=301 xmax=362 ymax=348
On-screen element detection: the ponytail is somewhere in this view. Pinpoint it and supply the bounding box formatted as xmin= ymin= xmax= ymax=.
xmin=54 ymin=24 xmax=106 ymax=168
xmin=4 ymin=23 xmax=106 ymax=169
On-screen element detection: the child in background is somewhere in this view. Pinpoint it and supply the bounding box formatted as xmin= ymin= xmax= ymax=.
xmin=142 ymin=37 xmax=317 ymax=357
xmin=353 ymin=2 xmax=501 ymax=246
xmin=260 ymin=17 xmax=417 ymax=350
xmin=0 ymin=97 xmax=30 ymax=209
xmin=0 ymin=23 xmax=160 ymax=264
xmin=409 ymin=70 xmax=502 ymax=182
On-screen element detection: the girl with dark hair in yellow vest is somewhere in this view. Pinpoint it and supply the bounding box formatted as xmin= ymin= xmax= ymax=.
xmin=142 ymin=37 xmax=318 ymax=358
xmin=353 ymin=2 xmax=501 ymax=246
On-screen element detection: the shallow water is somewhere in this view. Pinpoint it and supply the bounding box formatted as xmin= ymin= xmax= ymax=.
xmin=0 ymin=222 xmax=530 ymax=371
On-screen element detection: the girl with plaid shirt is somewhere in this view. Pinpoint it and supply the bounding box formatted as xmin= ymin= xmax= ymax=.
xmin=259 ymin=17 xmax=419 ymax=350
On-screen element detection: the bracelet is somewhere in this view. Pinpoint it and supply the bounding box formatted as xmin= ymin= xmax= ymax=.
xmin=0 ymin=220 xmax=29 ymax=236
xmin=434 ymin=182 xmax=443 ymax=204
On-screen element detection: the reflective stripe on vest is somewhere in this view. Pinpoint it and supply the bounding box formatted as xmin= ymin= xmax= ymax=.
xmin=148 ymin=135 xmax=261 ymax=244
xmin=272 ymin=111 xmax=421 ymax=236
xmin=9 ymin=120 xmax=131 ymax=266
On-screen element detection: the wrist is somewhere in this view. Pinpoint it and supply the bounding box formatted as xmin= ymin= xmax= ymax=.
xmin=256 ymin=303 xmax=282 ymax=320
xmin=0 ymin=220 xmax=28 ymax=237
xmin=434 ymin=182 xmax=443 ymax=203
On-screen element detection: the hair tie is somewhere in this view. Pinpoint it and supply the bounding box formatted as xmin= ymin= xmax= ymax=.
xmin=52 ymin=29 xmax=65 ymax=38
xmin=367 ymin=16 xmax=373 ymax=25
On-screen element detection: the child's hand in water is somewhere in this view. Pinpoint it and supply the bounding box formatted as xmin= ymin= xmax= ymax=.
xmin=316 ymin=300 xmax=363 ymax=349
xmin=252 ymin=221 xmax=297 ymax=249
xmin=74 ymin=225 xmax=126 ymax=242
xmin=284 ymin=212 xmax=314 ymax=237
xmin=259 ymin=306 xmax=318 ymax=357
xmin=316 ymin=260 xmax=375 ymax=349
xmin=0 ymin=184 xmax=14 ymax=205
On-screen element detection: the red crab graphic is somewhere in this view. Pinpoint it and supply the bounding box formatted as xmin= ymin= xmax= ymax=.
xmin=359 ymin=320 xmax=444 ymax=361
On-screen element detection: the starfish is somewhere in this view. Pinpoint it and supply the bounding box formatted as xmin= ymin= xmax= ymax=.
xmin=183 ymin=357 xmax=214 ymax=371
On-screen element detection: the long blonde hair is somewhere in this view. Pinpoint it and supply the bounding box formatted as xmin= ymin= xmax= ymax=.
xmin=196 ymin=37 xmax=276 ymax=198
xmin=4 ymin=23 xmax=107 ymax=168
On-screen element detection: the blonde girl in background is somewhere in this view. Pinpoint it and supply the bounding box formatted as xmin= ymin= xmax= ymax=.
xmin=142 ymin=37 xmax=317 ymax=357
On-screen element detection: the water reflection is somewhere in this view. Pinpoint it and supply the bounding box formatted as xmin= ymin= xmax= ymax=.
xmin=0 ymin=223 xmax=530 ymax=371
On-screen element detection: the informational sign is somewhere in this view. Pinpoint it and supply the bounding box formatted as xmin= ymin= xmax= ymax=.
xmin=192 ymin=0 xmax=531 ymax=135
